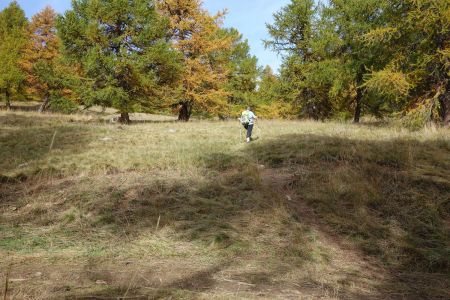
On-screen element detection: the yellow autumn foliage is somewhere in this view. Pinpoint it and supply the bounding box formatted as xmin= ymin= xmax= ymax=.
xmin=158 ymin=0 xmax=233 ymax=121
xmin=363 ymin=69 xmax=412 ymax=101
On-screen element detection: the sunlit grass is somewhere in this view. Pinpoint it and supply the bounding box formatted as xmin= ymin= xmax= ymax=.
xmin=1 ymin=111 xmax=449 ymax=299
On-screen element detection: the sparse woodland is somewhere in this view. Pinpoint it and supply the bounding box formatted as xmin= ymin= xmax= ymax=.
xmin=0 ymin=0 xmax=449 ymax=126
xmin=0 ymin=1 xmax=449 ymax=299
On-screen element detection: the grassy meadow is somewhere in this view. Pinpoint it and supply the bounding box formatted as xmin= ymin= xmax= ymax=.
xmin=0 ymin=111 xmax=449 ymax=299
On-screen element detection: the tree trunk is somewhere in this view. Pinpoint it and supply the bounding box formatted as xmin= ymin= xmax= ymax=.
xmin=5 ymin=89 xmax=11 ymax=111
xmin=178 ymin=102 xmax=191 ymax=122
xmin=118 ymin=112 xmax=131 ymax=124
xmin=38 ymin=95 xmax=50 ymax=113
xmin=354 ymin=88 xmax=362 ymax=123
xmin=440 ymin=82 xmax=450 ymax=127
xmin=354 ymin=67 xmax=364 ymax=123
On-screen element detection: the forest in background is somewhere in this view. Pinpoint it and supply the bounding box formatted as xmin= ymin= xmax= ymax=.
xmin=0 ymin=0 xmax=449 ymax=127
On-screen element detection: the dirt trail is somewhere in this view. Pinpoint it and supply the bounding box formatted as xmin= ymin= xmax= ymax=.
xmin=258 ymin=168 xmax=392 ymax=297
xmin=0 ymin=167 xmax=443 ymax=299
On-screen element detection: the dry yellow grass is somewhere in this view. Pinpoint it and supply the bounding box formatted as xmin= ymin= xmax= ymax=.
xmin=0 ymin=111 xmax=449 ymax=299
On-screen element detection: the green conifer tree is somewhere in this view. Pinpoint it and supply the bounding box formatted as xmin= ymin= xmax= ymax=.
xmin=57 ymin=0 xmax=181 ymax=123
xmin=0 ymin=1 xmax=28 ymax=110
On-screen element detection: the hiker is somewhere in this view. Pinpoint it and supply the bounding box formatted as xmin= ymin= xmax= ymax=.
xmin=240 ymin=106 xmax=258 ymax=143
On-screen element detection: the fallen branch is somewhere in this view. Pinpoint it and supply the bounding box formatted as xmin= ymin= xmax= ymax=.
xmin=220 ymin=278 xmax=255 ymax=286
xmin=49 ymin=130 xmax=57 ymax=151
xmin=156 ymin=215 xmax=161 ymax=230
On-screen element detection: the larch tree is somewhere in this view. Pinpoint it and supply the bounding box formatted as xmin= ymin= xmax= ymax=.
xmin=0 ymin=1 xmax=27 ymax=110
xmin=324 ymin=0 xmax=389 ymax=123
xmin=158 ymin=0 xmax=233 ymax=121
xmin=21 ymin=6 xmax=64 ymax=112
xmin=362 ymin=0 xmax=450 ymax=127
xmin=264 ymin=0 xmax=332 ymax=119
xmin=258 ymin=66 xmax=279 ymax=105
xmin=266 ymin=0 xmax=389 ymax=122
xmin=57 ymin=0 xmax=181 ymax=123
xmin=220 ymin=28 xmax=260 ymax=109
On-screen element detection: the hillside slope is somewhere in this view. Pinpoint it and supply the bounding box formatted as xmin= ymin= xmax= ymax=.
xmin=1 ymin=112 xmax=449 ymax=299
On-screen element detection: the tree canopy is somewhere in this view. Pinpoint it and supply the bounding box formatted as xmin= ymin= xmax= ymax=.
xmin=265 ymin=0 xmax=450 ymax=125
xmin=0 ymin=1 xmax=27 ymax=109
xmin=20 ymin=6 xmax=76 ymax=113
xmin=158 ymin=0 xmax=233 ymax=121
xmin=57 ymin=0 xmax=181 ymax=123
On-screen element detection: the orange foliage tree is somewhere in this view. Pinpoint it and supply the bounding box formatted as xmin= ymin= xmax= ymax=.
xmin=21 ymin=6 xmax=72 ymax=112
xmin=158 ymin=0 xmax=233 ymax=121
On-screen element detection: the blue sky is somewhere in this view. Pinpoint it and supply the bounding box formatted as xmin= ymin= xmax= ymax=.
xmin=0 ymin=0 xmax=290 ymax=71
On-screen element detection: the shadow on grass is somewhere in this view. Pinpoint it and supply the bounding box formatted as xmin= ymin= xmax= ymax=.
xmin=249 ymin=133 xmax=450 ymax=298
xmin=0 ymin=104 xmax=41 ymax=112
xmin=0 ymin=113 xmax=96 ymax=179
xmin=1 ymin=162 xmax=333 ymax=298
xmin=1 ymin=128 xmax=449 ymax=299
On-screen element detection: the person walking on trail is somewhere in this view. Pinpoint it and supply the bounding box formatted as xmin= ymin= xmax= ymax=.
xmin=241 ymin=107 xmax=258 ymax=143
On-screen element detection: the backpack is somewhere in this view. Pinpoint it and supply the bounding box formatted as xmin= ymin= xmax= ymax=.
xmin=240 ymin=111 xmax=250 ymax=125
